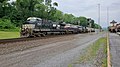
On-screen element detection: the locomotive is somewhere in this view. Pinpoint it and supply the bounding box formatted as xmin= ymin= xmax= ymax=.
xmin=108 ymin=20 xmax=120 ymax=33
xmin=20 ymin=17 xmax=82 ymax=37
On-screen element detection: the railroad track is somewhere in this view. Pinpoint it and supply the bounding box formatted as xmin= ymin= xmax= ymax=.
xmin=0 ymin=34 xmax=75 ymax=44
xmin=0 ymin=33 xmax=77 ymax=55
xmin=0 ymin=37 xmax=41 ymax=44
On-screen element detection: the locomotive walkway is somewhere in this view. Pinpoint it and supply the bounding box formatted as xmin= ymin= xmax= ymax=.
xmin=109 ymin=33 xmax=120 ymax=67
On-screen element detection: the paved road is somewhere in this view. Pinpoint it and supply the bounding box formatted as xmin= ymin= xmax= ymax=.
xmin=109 ymin=33 xmax=120 ymax=67
xmin=0 ymin=33 xmax=105 ymax=67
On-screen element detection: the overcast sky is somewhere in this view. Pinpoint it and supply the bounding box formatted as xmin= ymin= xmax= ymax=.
xmin=53 ymin=0 xmax=120 ymax=27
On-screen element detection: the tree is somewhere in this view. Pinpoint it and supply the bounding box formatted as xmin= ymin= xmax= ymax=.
xmin=0 ymin=0 xmax=101 ymax=29
xmin=90 ymin=19 xmax=95 ymax=28
xmin=53 ymin=2 xmax=58 ymax=7
xmin=63 ymin=14 xmax=75 ymax=24
xmin=52 ymin=10 xmax=63 ymax=22
xmin=94 ymin=23 xmax=101 ymax=29
xmin=77 ymin=17 xmax=88 ymax=27
xmin=0 ymin=19 xmax=16 ymax=29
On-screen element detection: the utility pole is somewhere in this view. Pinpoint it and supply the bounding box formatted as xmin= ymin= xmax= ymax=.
xmin=107 ymin=7 xmax=109 ymax=30
xmin=98 ymin=4 xmax=100 ymax=32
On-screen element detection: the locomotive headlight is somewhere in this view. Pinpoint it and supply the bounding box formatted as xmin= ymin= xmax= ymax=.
xmin=22 ymin=24 xmax=35 ymax=29
xmin=30 ymin=24 xmax=35 ymax=28
xmin=37 ymin=23 xmax=41 ymax=26
xmin=25 ymin=25 xmax=27 ymax=28
xmin=53 ymin=24 xmax=57 ymax=27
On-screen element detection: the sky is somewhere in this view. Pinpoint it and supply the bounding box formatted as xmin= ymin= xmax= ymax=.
xmin=52 ymin=0 xmax=120 ymax=27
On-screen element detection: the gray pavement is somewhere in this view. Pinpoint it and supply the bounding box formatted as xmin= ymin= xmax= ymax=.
xmin=0 ymin=33 xmax=105 ymax=67
xmin=109 ymin=33 xmax=120 ymax=67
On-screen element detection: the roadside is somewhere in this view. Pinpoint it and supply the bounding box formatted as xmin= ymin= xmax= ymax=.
xmin=34 ymin=33 xmax=106 ymax=67
xmin=68 ymin=37 xmax=107 ymax=67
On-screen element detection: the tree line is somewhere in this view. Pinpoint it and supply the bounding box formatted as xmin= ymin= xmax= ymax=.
xmin=0 ymin=0 xmax=101 ymax=30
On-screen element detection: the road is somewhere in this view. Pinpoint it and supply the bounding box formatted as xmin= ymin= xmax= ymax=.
xmin=109 ymin=33 xmax=120 ymax=67
xmin=0 ymin=33 xmax=105 ymax=67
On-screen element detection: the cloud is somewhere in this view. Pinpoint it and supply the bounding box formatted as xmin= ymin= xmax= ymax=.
xmin=53 ymin=0 xmax=120 ymax=27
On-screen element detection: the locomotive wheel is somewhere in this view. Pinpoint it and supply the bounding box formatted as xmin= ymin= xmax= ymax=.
xmin=45 ymin=32 xmax=48 ymax=35
xmin=26 ymin=33 xmax=30 ymax=38
xmin=41 ymin=33 xmax=45 ymax=37
xmin=35 ymin=34 xmax=41 ymax=37
xmin=51 ymin=33 xmax=54 ymax=35
xmin=36 ymin=32 xmax=42 ymax=37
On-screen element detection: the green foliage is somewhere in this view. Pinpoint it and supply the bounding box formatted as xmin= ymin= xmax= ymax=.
xmin=0 ymin=19 xmax=19 ymax=32
xmin=53 ymin=10 xmax=63 ymax=22
xmin=78 ymin=17 xmax=88 ymax=26
xmin=63 ymin=14 xmax=75 ymax=24
xmin=0 ymin=0 xmax=101 ymax=30
xmin=0 ymin=19 xmax=15 ymax=29
xmin=53 ymin=2 xmax=58 ymax=6
xmin=94 ymin=23 xmax=101 ymax=29
xmin=90 ymin=20 xmax=95 ymax=28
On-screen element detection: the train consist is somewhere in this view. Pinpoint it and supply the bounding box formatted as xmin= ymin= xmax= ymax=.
xmin=21 ymin=17 xmax=95 ymax=37
xmin=108 ymin=20 xmax=120 ymax=33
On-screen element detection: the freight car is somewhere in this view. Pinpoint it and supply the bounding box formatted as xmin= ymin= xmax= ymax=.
xmin=21 ymin=17 xmax=81 ymax=37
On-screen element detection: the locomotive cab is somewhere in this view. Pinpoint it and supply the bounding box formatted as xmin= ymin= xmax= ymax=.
xmin=21 ymin=17 xmax=42 ymax=37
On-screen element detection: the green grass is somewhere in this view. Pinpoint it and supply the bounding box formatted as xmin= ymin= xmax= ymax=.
xmin=68 ymin=64 xmax=72 ymax=67
xmin=0 ymin=28 xmax=20 ymax=32
xmin=68 ymin=37 xmax=107 ymax=67
xmin=75 ymin=38 xmax=106 ymax=64
xmin=0 ymin=31 xmax=20 ymax=39
xmin=101 ymin=38 xmax=107 ymax=67
xmin=102 ymin=58 xmax=107 ymax=67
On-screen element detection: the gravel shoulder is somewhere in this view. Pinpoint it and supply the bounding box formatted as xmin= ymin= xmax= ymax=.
xmin=0 ymin=33 xmax=105 ymax=67
xmin=70 ymin=37 xmax=107 ymax=67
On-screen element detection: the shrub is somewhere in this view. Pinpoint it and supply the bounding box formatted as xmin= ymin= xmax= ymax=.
xmin=0 ymin=19 xmax=20 ymax=31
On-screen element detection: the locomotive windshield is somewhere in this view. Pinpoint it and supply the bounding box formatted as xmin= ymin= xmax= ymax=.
xmin=28 ymin=19 xmax=36 ymax=22
xmin=24 ymin=17 xmax=42 ymax=24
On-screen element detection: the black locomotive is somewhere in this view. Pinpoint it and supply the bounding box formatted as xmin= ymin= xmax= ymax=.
xmin=21 ymin=17 xmax=83 ymax=37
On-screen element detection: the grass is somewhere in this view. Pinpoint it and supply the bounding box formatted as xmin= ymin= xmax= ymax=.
xmin=0 ymin=31 xmax=20 ymax=39
xmin=77 ymin=38 xmax=106 ymax=63
xmin=68 ymin=37 xmax=107 ymax=67
xmin=0 ymin=28 xmax=20 ymax=32
xmin=101 ymin=38 xmax=107 ymax=67
xmin=68 ymin=64 xmax=72 ymax=67
xmin=102 ymin=58 xmax=107 ymax=67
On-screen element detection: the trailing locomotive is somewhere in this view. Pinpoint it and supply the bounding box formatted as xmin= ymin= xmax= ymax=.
xmin=108 ymin=20 xmax=120 ymax=33
xmin=21 ymin=17 xmax=81 ymax=37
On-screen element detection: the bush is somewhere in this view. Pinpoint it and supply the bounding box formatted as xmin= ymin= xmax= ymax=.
xmin=0 ymin=19 xmax=20 ymax=32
